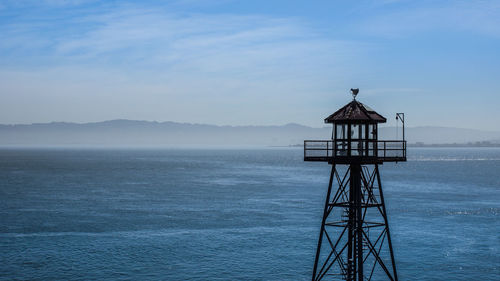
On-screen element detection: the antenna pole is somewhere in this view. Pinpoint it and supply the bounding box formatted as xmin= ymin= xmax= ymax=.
xmin=396 ymin=113 xmax=405 ymax=142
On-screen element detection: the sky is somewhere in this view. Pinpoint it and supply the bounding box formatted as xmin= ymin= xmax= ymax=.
xmin=1 ymin=0 xmax=499 ymax=130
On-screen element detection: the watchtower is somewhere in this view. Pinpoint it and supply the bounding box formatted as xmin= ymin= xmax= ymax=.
xmin=304 ymin=89 xmax=406 ymax=281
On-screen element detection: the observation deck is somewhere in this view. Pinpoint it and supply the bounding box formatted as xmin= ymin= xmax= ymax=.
xmin=304 ymin=140 xmax=406 ymax=164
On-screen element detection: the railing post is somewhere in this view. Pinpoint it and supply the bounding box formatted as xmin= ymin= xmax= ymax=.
xmin=384 ymin=141 xmax=386 ymax=158
xmin=304 ymin=140 xmax=306 ymax=159
xmin=404 ymin=141 xmax=406 ymax=158
xmin=326 ymin=140 xmax=329 ymax=158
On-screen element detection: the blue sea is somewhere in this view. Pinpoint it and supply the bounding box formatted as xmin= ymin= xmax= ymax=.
xmin=1 ymin=148 xmax=499 ymax=280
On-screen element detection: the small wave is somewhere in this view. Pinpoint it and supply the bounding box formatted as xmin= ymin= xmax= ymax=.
xmin=0 ymin=225 xmax=315 ymax=239
xmin=0 ymin=231 xmax=107 ymax=238
xmin=0 ymin=230 xmax=195 ymax=238
xmin=445 ymin=208 xmax=499 ymax=216
xmin=123 ymin=182 xmax=149 ymax=185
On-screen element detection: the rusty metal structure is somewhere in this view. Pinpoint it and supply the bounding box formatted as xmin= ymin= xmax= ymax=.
xmin=305 ymin=89 xmax=406 ymax=281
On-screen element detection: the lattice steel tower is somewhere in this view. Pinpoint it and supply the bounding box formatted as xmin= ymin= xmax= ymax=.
xmin=304 ymin=89 xmax=406 ymax=281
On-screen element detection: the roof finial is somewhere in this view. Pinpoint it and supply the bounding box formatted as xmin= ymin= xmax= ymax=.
xmin=351 ymin=88 xmax=359 ymax=100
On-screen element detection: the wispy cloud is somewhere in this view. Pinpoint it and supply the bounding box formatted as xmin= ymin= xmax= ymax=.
xmin=2 ymin=4 xmax=357 ymax=73
xmin=1 ymin=1 xmax=499 ymax=129
xmin=0 ymin=3 xmax=363 ymax=125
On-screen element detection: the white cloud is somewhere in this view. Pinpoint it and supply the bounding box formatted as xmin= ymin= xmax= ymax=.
xmin=53 ymin=10 xmax=330 ymax=70
xmin=4 ymin=1 xmax=497 ymax=129
xmin=0 ymin=4 xmax=363 ymax=125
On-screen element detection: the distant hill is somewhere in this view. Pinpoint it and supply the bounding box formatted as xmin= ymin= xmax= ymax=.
xmin=378 ymin=126 xmax=500 ymax=145
xmin=0 ymin=120 xmax=499 ymax=147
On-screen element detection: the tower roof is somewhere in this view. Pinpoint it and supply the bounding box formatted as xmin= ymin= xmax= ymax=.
xmin=324 ymin=100 xmax=386 ymax=124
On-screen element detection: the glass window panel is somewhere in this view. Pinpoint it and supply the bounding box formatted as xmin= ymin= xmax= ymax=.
xmin=351 ymin=124 xmax=359 ymax=139
xmin=336 ymin=124 xmax=346 ymax=139
xmin=369 ymin=124 xmax=377 ymax=139
xmin=360 ymin=124 xmax=366 ymax=139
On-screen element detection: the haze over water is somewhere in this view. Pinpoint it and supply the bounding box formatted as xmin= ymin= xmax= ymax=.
xmin=1 ymin=148 xmax=499 ymax=280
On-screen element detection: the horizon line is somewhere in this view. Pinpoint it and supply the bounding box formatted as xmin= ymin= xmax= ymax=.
xmin=1 ymin=119 xmax=499 ymax=133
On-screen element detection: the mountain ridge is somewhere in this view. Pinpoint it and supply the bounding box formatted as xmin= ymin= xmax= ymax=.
xmin=1 ymin=120 xmax=499 ymax=146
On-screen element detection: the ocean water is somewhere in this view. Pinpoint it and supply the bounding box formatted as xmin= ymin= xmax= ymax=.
xmin=0 ymin=148 xmax=499 ymax=280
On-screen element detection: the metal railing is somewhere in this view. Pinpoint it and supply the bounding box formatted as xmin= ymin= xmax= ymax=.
xmin=304 ymin=140 xmax=406 ymax=162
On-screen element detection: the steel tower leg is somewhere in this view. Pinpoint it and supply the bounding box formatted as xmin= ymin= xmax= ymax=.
xmin=375 ymin=165 xmax=398 ymax=281
xmin=351 ymin=164 xmax=363 ymax=281
xmin=311 ymin=164 xmax=398 ymax=281
xmin=312 ymin=164 xmax=336 ymax=281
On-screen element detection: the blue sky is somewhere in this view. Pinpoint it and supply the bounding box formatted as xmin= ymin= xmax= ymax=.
xmin=1 ymin=0 xmax=499 ymax=130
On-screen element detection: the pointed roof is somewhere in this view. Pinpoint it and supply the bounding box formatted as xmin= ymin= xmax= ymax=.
xmin=324 ymin=100 xmax=386 ymax=123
